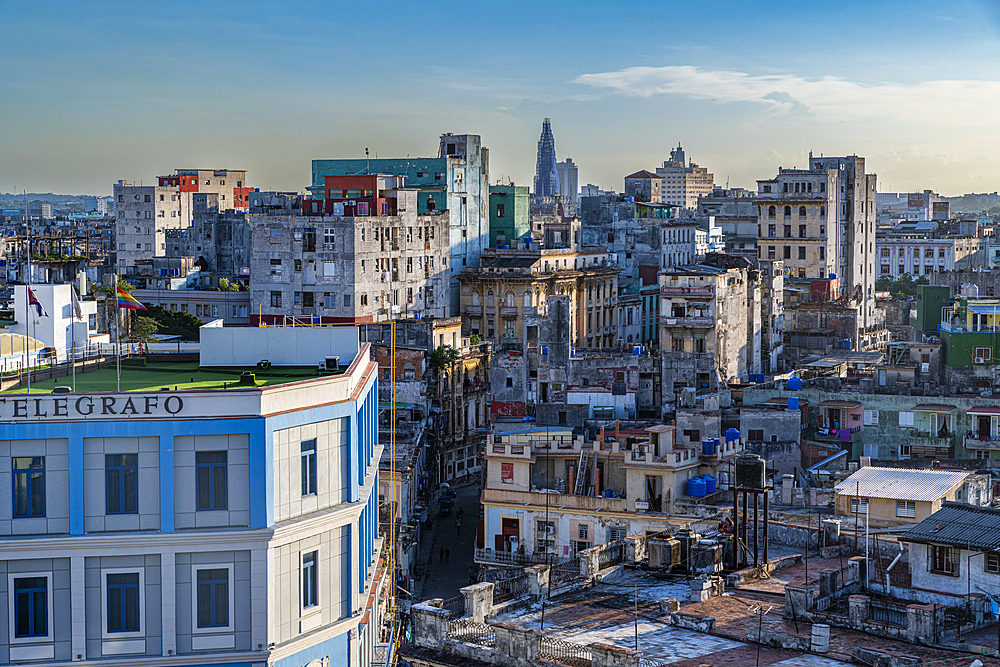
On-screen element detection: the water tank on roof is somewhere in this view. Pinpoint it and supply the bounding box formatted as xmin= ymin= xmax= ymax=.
xmin=787 ymin=377 xmax=803 ymax=391
xmin=703 ymin=475 xmax=716 ymax=494
xmin=726 ymin=428 xmax=740 ymax=443
xmin=788 ymin=397 xmax=799 ymax=410
xmin=687 ymin=477 xmax=707 ymax=497
xmin=702 ymin=439 xmax=715 ymax=456
xmin=829 ymin=273 xmax=837 ymax=279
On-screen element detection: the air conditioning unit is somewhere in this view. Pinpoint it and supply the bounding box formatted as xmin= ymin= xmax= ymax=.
xmin=975 ymin=357 xmax=986 ymax=364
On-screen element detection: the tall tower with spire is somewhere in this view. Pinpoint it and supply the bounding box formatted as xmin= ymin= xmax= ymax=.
xmin=533 ymin=118 xmax=560 ymax=197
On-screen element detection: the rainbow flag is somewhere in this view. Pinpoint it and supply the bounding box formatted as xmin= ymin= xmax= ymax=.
xmin=116 ymin=287 xmax=147 ymax=311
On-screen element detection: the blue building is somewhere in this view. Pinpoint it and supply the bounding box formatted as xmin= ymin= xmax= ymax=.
xmin=0 ymin=327 xmax=383 ymax=667
xmin=533 ymin=119 xmax=560 ymax=198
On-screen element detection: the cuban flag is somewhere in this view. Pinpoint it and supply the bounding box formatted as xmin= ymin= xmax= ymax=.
xmin=27 ymin=287 xmax=47 ymax=317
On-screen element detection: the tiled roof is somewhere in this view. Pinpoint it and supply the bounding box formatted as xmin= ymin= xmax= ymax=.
xmin=625 ymin=170 xmax=661 ymax=179
xmin=901 ymin=502 xmax=1000 ymax=550
xmin=834 ymin=467 xmax=970 ymax=502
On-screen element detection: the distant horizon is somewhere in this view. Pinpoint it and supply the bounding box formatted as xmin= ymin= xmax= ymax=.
xmin=2 ymin=1 xmax=999 ymax=196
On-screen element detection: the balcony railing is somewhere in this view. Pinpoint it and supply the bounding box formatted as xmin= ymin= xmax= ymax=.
xmin=660 ymin=286 xmax=713 ymax=297
xmin=660 ymin=316 xmax=713 ymax=327
xmin=465 ymin=305 xmax=482 ymax=316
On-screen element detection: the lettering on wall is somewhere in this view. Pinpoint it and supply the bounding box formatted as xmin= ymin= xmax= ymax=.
xmin=0 ymin=394 xmax=185 ymax=421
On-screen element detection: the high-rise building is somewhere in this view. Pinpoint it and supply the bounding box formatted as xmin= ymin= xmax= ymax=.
xmin=655 ymin=143 xmax=714 ymax=209
xmin=533 ymin=118 xmax=560 ymax=197
xmin=556 ymin=157 xmax=579 ymax=202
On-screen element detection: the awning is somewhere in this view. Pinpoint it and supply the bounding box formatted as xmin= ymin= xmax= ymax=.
xmin=818 ymin=400 xmax=862 ymax=409
xmin=968 ymin=406 xmax=1000 ymax=415
xmin=912 ymin=404 xmax=957 ymax=413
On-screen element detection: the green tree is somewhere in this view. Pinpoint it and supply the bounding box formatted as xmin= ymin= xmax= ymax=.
xmin=130 ymin=314 xmax=161 ymax=343
xmin=218 ymin=278 xmax=241 ymax=292
xmin=144 ymin=306 xmax=203 ymax=341
xmin=429 ymin=344 xmax=460 ymax=371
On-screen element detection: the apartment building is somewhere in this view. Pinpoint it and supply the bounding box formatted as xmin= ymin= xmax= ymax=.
xmin=157 ymin=169 xmax=250 ymax=222
xmin=654 ymin=144 xmax=714 ymax=210
xmin=0 ymin=327 xmax=381 ymax=667
xmin=310 ymin=133 xmax=490 ymax=314
xmin=876 ymin=235 xmax=988 ymax=278
xmin=248 ymin=188 xmax=451 ymax=324
xmin=697 ymin=187 xmax=758 ymax=258
xmin=623 ymin=171 xmax=662 ymax=204
xmin=477 ymin=424 xmax=746 ymax=565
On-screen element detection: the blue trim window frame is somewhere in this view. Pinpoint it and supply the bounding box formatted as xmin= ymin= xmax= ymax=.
xmin=301 ymin=439 xmax=317 ymax=497
xmin=12 ymin=456 xmax=45 ymax=518
xmin=302 ymin=551 xmax=318 ymax=609
xmin=106 ymin=454 xmax=138 ymax=514
xmin=12 ymin=575 xmax=48 ymax=639
xmin=196 ymin=568 xmax=230 ymax=629
xmin=106 ymin=572 xmax=141 ymax=634
xmin=196 ymin=451 xmax=228 ymax=511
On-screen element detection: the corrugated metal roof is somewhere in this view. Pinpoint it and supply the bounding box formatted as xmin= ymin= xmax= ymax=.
xmin=911 ymin=404 xmax=957 ymax=413
xmin=834 ymin=467 xmax=970 ymax=502
xmin=901 ymin=502 xmax=1000 ymax=550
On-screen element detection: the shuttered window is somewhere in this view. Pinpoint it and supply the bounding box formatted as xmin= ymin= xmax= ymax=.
xmin=895 ymin=500 xmax=916 ymax=518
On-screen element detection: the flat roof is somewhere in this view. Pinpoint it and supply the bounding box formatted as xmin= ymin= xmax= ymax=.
xmin=835 ymin=467 xmax=970 ymax=502
xmin=3 ymin=361 xmax=335 ymax=394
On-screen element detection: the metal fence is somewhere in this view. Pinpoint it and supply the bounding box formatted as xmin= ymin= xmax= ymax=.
xmin=441 ymin=595 xmax=465 ymax=618
xmin=493 ymin=573 xmax=531 ymax=604
xmin=550 ymin=560 xmax=583 ymax=588
xmin=869 ymin=600 xmax=908 ymax=627
xmin=539 ymin=636 xmax=592 ymax=667
xmin=596 ymin=540 xmax=627 ymax=569
xmin=447 ymin=619 xmax=495 ymax=647
xmin=887 ymin=560 xmax=911 ymax=588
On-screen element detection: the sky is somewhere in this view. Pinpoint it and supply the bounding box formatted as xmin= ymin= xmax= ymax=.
xmin=2 ymin=0 xmax=999 ymax=197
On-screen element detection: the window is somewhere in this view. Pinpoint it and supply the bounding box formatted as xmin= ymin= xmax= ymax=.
xmin=608 ymin=527 xmax=627 ymax=542
xmin=301 ymin=439 xmax=317 ymax=497
xmin=13 ymin=457 xmax=45 ymax=517
xmin=898 ymin=444 xmax=911 ymax=459
xmin=975 ymin=347 xmax=992 ymax=362
xmin=506 ymin=377 xmax=513 ymax=388
xmin=294 ymin=259 xmax=302 ymax=273
xmin=899 ymin=411 xmax=914 ymax=426
xmin=896 ymin=500 xmax=916 ymax=518
xmin=748 ymin=429 xmax=764 ymax=442
xmin=799 ymin=225 xmax=806 ymax=238
xmin=303 ymin=292 xmax=314 ymax=308
xmin=929 ymin=545 xmax=958 ymax=575
xmin=302 ymin=551 xmax=318 ymax=608
xmin=196 ymin=451 xmax=227 ymax=510
xmin=768 ymin=224 xmax=775 ymax=237
xmin=500 ymin=463 xmax=513 ymax=483
xmin=196 ymin=569 xmax=229 ymax=627
xmin=106 ymin=454 xmax=138 ymax=514
xmin=783 ymin=246 xmax=791 ymax=259
xmin=798 ymin=246 xmax=806 ymax=260
xmin=106 ymin=572 xmax=140 ymax=633
xmin=863 ymin=410 xmax=879 ymax=426
xmin=270 ymin=292 xmax=282 ymax=308
xmin=270 ymin=259 xmax=282 ymax=276
xmin=496 ymin=203 xmax=505 ymax=217
xmin=798 ymin=206 xmax=806 ymax=217
xmin=987 ymin=552 xmax=1000 ymax=574
xmin=13 ymin=576 xmax=48 ymax=638
xmin=324 ymin=293 xmax=335 ymax=308
xmin=784 ymin=225 xmax=791 ymax=238
xmin=324 ymin=228 xmax=335 ymax=250
xmin=850 ymin=497 xmax=869 ymax=514
xmin=578 ymin=524 xmax=589 ymax=540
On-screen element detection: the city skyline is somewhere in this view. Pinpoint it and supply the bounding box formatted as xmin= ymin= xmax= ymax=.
xmin=2 ymin=0 xmax=999 ymax=196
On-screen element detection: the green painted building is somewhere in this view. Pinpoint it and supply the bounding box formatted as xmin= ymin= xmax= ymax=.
xmin=488 ymin=185 xmax=529 ymax=248
xmin=912 ymin=284 xmax=950 ymax=334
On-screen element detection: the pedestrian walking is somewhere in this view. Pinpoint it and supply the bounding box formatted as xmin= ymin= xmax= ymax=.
xmin=445 ymin=547 xmax=450 ymax=563
xmin=458 ymin=506 xmax=465 ymax=519
xmin=456 ymin=517 xmax=462 ymax=535
xmin=439 ymin=547 xmax=445 ymax=562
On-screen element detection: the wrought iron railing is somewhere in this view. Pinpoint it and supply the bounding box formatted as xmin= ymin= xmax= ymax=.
xmin=447 ymin=618 xmax=495 ymax=647
xmin=550 ymin=560 xmax=583 ymax=587
xmin=869 ymin=600 xmax=909 ymax=627
xmin=596 ymin=540 xmax=627 ymax=569
xmin=441 ymin=595 xmax=465 ymax=618
xmin=539 ymin=636 xmax=592 ymax=667
xmin=493 ymin=574 xmax=530 ymax=604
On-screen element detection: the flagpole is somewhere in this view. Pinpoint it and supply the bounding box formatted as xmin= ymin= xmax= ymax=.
xmin=71 ymin=289 xmax=77 ymax=393
xmin=115 ymin=277 xmax=121 ymax=393
xmin=24 ymin=196 xmax=30 ymax=395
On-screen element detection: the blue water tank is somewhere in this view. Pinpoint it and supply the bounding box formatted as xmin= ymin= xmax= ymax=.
xmin=829 ymin=273 xmax=837 ymax=279
xmin=703 ymin=475 xmax=717 ymax=494
xmin=726 ymin=428 xmax=740 ymax=443
xmin=541 ymin=346 xmax=548 ymax=355
xmin=570 ymin=347 xmax=576 ymax=358
xmin=687 ymin=477 xmax=707 ymax=497
xmin=702 ymin=439 xmax=715 ymax=456
xmin=787 ymin=377 xmax=803 ymax=391
xmin=788 ymin=397 xmax=799 ymax=410
xmin=845 ymin=340 xmax=852 ymax=350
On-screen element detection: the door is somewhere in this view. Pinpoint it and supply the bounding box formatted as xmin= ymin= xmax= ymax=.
xmin=979 ymin=416 xmax=991 ymax=439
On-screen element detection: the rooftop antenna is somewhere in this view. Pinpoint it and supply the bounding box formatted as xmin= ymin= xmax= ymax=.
xmin=365 ymin=147 xmax=370 ymax=175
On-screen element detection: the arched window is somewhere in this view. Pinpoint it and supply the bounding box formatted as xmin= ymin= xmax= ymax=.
xmin=783 ymin=206 xmax=792 ymax=216
xmin=471 ymin=291 xmax=480 ymax=306
xmin=506 ymin=292 xmax=515 ymax=307
xmin=768 ymin=206 xmax=776 ymax=218
xmin=487 ymin=290 xmax=494 ymax=306
xmin=798 ymin=206 xmax=807 ymax=217
xmin=820 ymin=206 xmax=826 ymax=217
xmin=523 ymin=292 xmax=531 ymax=307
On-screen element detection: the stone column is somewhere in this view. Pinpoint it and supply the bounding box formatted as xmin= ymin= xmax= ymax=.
xmin=523 ymin=564 xmax=549 ymax=600
xmin=781 ymin=474 xmax=794 ymax=504
xmin=848 ymin=595 xmax=869 ymax=628
xmin=821 ymin=519 xmax=841 ymax=549
xmin=784 ymin=585 xmax=815 ymax=620
xmin=70 ymin=555 xmax=85 ymax=660
xmin=493 ymin=623 xmax=539 ymax=665
xmin=460 ymin=582 xmax=494 ymax=623
xmin=411 ymin=601 xmax=451 ymax=649
xmin=906 ymin=603 xmax=939 ymax=644
xmin=160 ymin=551 xmax=177 ymax=657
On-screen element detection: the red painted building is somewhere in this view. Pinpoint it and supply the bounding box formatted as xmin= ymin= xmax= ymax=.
xmin=303 ymin=174 xmax=401 ymax=217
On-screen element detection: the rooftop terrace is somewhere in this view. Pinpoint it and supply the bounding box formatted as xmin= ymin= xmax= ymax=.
xmin=4 ymin=361 xmax=338 ymax=394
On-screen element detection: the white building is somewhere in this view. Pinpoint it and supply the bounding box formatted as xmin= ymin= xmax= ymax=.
xmin=876 ymin=236 xmax=988 ymax=278
xmin=556 ymin=158 xmax=579 ymax=203
xmin=10 ymin=284 xmax=98 ymax=366
xmin=0 ymin=326 xmax=384 ymax=667
xmin=655 ymin=144 xmax=714 ymax=210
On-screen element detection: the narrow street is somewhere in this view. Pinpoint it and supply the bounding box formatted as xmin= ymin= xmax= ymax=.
xmin=413 ymin=481 xmax=481 ymax=602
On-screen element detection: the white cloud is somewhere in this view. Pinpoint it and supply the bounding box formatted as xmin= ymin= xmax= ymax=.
xmin=575 ymin=65 xmax=1000 ymax=126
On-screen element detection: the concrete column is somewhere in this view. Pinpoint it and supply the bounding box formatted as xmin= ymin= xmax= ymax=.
xmin=781 ymin=474 xmax=794 ymax=505
xmin=848 ymin=595 xmax=869 ymax=628
xmin=459 ymin=582 xmax=494 ymax=623
xmin=70 ymin=555 xmax=85 ymax=660
xmin=523 ymin=564 xmax=549 ymax=600
xmin=821 ymin=519 xmax=840 ymax=548
xmin=68 ymin=436 xmax=84 ymax=535
xmin=591 ymin=642 xmax=641 ymax=667
xmin=250 ymin=545 xmax=269 ymax=651
xmin=160 ymin=551 xmax=177 ymax=657
xmin=159 ymin=435 xmax=175 ymax=532
xmin=493 ymin=623 xmax=539 ymax=665
xmin=906 ymin=603 xmax=939 ymax=644
xmin=784 ymin=585 xmax=815 ymax=620
xmin=411 ymin=601 xmax=450 ymax=649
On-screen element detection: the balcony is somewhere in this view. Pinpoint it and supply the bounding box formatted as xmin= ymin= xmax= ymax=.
xmin=501 ymin=306 xmax=519 ymax=317
xmin=660 ymin=286 xmax=713 ymax=297
xmin=963 ymin=434 xmax=1000 ymax=450
xmin=661 ymin=316 xmax=713 ymax=327
xmin=481 ymin=487 xmax=627 ymax=514
xmin=465 ymin=305 xmax=482 ymax=316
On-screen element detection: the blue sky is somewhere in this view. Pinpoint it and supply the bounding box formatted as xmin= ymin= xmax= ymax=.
xmin=2 ymin=0 xmax=999 ymax=196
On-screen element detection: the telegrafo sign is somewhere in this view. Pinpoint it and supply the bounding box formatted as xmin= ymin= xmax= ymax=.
xmin=0 ymin=394 xmax=185 ymax=421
